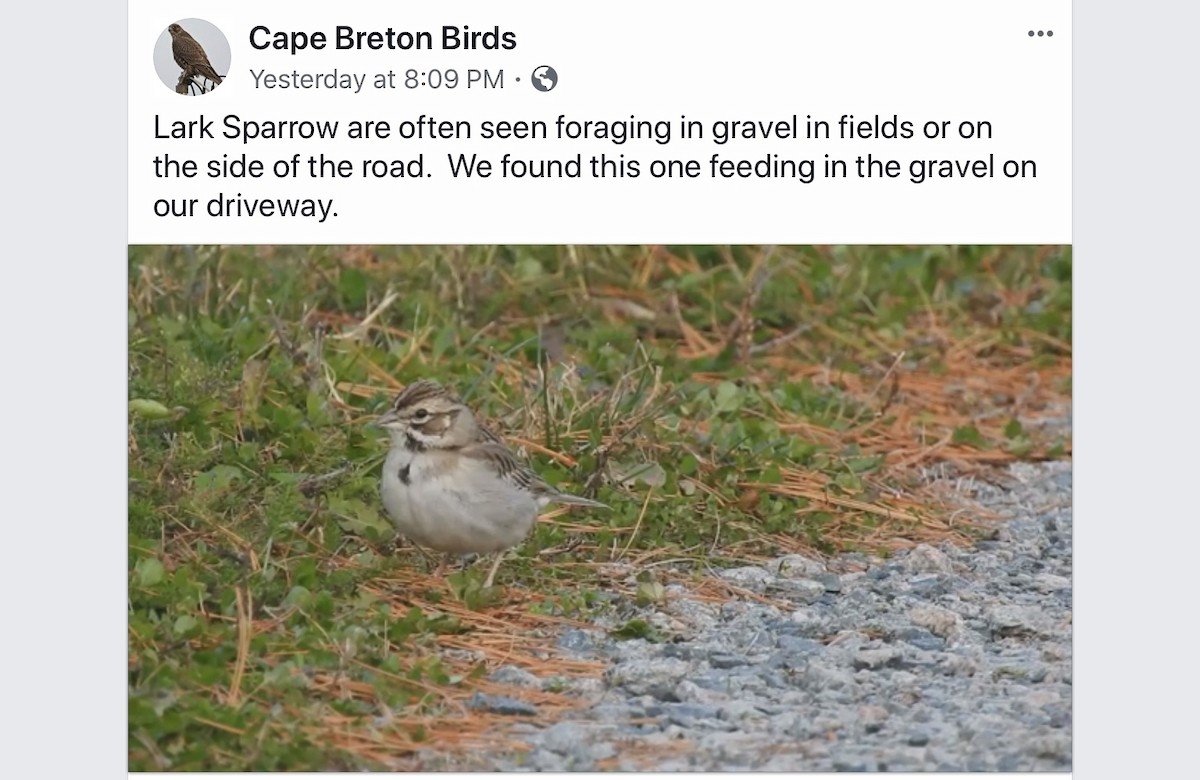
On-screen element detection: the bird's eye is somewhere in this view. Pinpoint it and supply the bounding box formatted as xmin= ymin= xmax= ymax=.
xmin=412 ymin=408 xmax=430 ymax=421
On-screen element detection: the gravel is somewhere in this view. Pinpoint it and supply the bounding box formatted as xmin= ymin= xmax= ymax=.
xmin=440 ymin=460 xmax=1073 ymax=771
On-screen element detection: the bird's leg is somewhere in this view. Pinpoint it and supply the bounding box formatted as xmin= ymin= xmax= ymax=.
xmin=406 ymin=540 xmax=439 ymax=571
xmin=432 ymin=552 xmax=457 ymax=579
xmin=405 ymin=541 xmax=454 ymax=580
xmin=482 ymin=552 xmax=507 ymax=589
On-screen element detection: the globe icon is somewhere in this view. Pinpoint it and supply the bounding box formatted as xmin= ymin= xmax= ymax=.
xmin=531 ymin=66 xmax=558 ymax=92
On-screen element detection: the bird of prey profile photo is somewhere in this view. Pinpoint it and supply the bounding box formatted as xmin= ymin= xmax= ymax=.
xmin=168 ymin=23 xmax=223 ymax=87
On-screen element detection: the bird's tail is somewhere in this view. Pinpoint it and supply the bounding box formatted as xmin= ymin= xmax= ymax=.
xmin=554 ymin=492 xmax=609 ymax=509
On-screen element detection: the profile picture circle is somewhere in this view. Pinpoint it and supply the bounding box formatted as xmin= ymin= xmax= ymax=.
xmin=153 ymin=19 xmax=230 ymax=95
xmin=531 ymin=66 xmax=558 ymax=92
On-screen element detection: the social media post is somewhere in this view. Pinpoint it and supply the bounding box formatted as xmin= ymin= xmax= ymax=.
xmin=128 ymin=2 xmax=1072 ymax=775
xmin=130 ymin=1 xmax=1070 ymax=244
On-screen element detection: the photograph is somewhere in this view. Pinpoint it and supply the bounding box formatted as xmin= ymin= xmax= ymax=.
xmin=153 ymin=18 xmax=230 ymax=96
xmin=128 ymin=245 xmax=1072 ymax=770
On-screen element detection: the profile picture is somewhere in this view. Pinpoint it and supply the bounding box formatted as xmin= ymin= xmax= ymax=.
xmin=153 ymin=18 xmax=230 ymax=95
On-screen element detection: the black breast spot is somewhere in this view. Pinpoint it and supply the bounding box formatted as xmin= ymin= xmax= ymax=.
xmin=397 ymin=464 xmax=411 ymax=485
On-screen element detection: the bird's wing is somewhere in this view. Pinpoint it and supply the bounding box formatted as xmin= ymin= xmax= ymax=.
xmin=475 ymin=420 xmax=506 ymax=444
xmin=460 ymin=440 xmax=545 ymax=494
xmin=460 ymin=439 xmax=609 ymax=508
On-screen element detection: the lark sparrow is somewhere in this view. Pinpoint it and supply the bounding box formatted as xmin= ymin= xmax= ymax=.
xmin=375 ymin=380 xmax=608 ymax=587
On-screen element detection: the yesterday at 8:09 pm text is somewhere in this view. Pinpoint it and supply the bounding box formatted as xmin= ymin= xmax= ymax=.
xmin=244 ymin=68 xmax=504 ymax=92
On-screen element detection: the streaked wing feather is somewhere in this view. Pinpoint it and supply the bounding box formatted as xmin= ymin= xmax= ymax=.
xmin=475 ymin=421 xmax=505 ymax=444
xmin=462 ymin=441 xmax=610 ymax=508
xmin=463 ymin=441 xmax=545 ymax=493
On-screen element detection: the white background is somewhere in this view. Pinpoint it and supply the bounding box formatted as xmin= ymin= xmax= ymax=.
xmin=129 ymin=1 xmax=1070 ymax=244
xmin=4 ymin=0 xmax=1200 ymax=778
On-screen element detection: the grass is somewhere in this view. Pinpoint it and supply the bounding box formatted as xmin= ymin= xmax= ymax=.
xmin=128 ymin=244 xmax=1071 ymax=769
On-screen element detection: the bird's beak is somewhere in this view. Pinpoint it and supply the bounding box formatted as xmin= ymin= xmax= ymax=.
xmin=373 ymin=409 xmax=400 ymax=429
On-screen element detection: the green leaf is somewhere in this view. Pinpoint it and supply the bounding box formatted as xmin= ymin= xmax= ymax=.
xmin=1005 ymin=437 xmax=1033 ymax=457
xmin=845 ymin=455 xmax=882 ymax=474
xmin=129 ymin=398 xmax=173 ymax=419
xmin=834 ymin=472 xmax=863 ymax=492
xmin=759 ymin=464 xmax=783 ymax=484
xmin=616 ymin=461 xmax=666 ymax=488
xmin=305 ymin=391 xmax=329 ymax=424
xmin=135 ymin=556 xmax=164 ymax=585
xmin=713 ymin=381 xmax=741 ymax=413
xmin=282 ymin=585 xmax=313 ymax=608
xmin=193 ymin=465 xmax=243 ymax=492
xmin=172 ymin=615 xmax=200 ymax=637
xmin=328 ymin=497 xmax=394 ymax=540
xmin=1003 ymin=419 xmax=1025 ymax=439
xmin=135 ymin=557 xmax=165 ymax=587
xmin=337 ymin=267 xmax=369 ymax=309
xmin=610 ymin=618 xmax=663 ymax=642
xmin=515 ymin=256 xmax=544 ymax=280
xmin=635 ymin=581 xmax=666 ymax=607
xmin=951 ymin=425 xmax=987 ymax=449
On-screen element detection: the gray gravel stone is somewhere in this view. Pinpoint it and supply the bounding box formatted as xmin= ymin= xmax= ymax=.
xmin=708 ymin=652 xmax=746 ymax=669
xmin=816 ymin=573 xmax=843 ymax=592
xmin=987 ymin=604 xmax=1051 ymax=637
xmin=1034 ymin=572 xmax=1071 ymax=591
xmin=470 ymin=460 xmax=1073 ymax=771
xmin=539 ymin=722 xmax=597 ymax=755
xmin=774 ymin=635 xmax=824 ymax=656
xmin=909 ymin=605 xmax=963 ymax=638
xmin=772 ymin=554 xmax=826 ymax=577
xmin=487 ymin=664 xmax=541 ymax=689
xmin=604 ymin=656 xmax=691 ymax=696
xmin=898 ymin=627 xmax=946 ymax=651
xmin=719 ymin=566 xmax=773 ymax=591
xmin=555 ymin=628 xmax=599 ymax=656
xmin=853 ymin=646 xmax=905 ymax=670
xmin=466 ymin=692 xmax=537 ymax=717
xmin=772 ymin=577 xmax=826 ymax=603
xmin=904 ymin=543 xmax=957 ymax=573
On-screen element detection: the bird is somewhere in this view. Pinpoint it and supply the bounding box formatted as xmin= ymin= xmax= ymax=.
xmin=375 ymin=379 xmax=607 ymax=587
xmin=168 ymin=23 xmax=223 ymax=86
